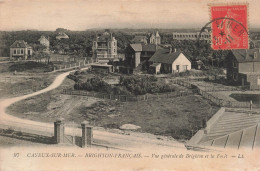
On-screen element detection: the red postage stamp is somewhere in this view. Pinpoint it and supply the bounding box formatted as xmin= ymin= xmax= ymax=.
xmin=210 ymin=4 xmax=248 ymax=50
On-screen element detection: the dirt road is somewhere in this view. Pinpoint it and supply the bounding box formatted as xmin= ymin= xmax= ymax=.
xmin=0 ymin=70 xmax=185 ymax=151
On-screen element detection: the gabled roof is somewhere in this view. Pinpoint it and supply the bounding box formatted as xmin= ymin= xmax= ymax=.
xmin=149 ymin=49 xmax=184 ymax=64
xmin=231 ymin=49 xmax=260 ymax=62
xmin=129 ymin=43 xmax=161 ymax=52
xmin=10 ymin=40 xmax=32 ymax=48
xmin=155 ymin=31 xmax=160 ymax=37
xmin=130 ymin=44 xmax=142 ymax=52
xmin=132 ymin=36 xmax=147 ymax=43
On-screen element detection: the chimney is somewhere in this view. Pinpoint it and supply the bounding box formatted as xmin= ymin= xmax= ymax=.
xmin=174 ymin=48 xmax=177 ymax=52
xmin=169 ymin=47 xmax=172 ymax=53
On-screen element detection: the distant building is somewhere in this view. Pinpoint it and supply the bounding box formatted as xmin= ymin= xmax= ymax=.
xmin=10 ymin=40 xmax=33 ymax=60
xmin=226 ymin=48 xmax=260 ymax=90
xmin=92 ymin=32 xmax=117 ymax=60
xmin=125 ymin=43 xmax=162 ymax=68
xmin=56 ymin=32 xmax=69 ymax=40
xmin=132 ymin=35 xmax=148 ymax=44
xmin=149 ymin=31 xmax=161 ymax=45
xmin=38 ymin=36 xmax=50 ymax=51
xmin=149 ymin=48 xmax=191 ymax=74
xmin=173 ymin=28 xmax=211 ymax=42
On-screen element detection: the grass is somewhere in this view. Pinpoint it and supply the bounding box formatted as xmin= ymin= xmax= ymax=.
xmin=7 ymin=86 xmax=219 ymax=140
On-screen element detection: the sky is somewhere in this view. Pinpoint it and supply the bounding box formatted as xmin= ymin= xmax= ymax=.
xmin=0 ymin=0 xmax=260 ymax=31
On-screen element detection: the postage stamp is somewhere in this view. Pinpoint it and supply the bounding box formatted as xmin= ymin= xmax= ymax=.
xmin=210 ymin=4 xmax=248 ymax=50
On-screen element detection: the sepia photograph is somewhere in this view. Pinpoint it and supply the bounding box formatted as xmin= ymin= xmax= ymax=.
xmin=0 ymin=0 xmax=260 ymax=170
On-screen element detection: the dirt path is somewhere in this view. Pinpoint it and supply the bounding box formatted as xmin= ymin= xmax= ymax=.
xmin=0 ymin=70 xmax=185 ymax=151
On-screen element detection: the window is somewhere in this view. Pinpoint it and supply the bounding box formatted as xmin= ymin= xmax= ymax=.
xmin=233 ymin=73 xmax=238 ymax=81
xmin=114 ymin=49 xmax=116 ymax=53
xmin=114 ymin=42 xmax=116 ymax=46
xmin=17 ymin=49 xmax=20 ymax=54
xmin=176 ymin=65 xmax=180 ymax=71
xmin=183 ymin=65 xmax=188 ymax=71
xmin=13 ymin=49 xmax=16 ymax=54
xmin=21 ymin=49 xmax=23 ymax=54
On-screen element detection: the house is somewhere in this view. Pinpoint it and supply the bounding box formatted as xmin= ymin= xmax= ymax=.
xmin=56 ymin=32 xmax=69 ymax=40
xmin=38 ymin=36 xmax=50 ymax=51
xmin=192 ymin=59 xmax=204 ymax=70
xmin=132 ymin=35 xmax=148 ymax=44
xmin=92 ymin=32 xmax=117 ymax=61
xmin=10 ymin=40 xmax=33 ymax=60
xmin=149 ymin=31 xmax=161 ymax=45
xmin=149 ymin=48 xmax=191 ymax=74
xmin=226 ymin=49 xmax=260 ymax=89
xmin=125 ymin=43 xmax=162 ymax=68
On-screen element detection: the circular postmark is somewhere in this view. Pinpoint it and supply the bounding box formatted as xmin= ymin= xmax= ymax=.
xmin=197 ymin=17 xmax=249 ymax=50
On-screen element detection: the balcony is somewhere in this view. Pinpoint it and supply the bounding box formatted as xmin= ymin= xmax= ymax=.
xmin=97 ymin=46 xmax=109 ymax=49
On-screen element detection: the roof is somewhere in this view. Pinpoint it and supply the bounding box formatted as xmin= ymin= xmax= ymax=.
xmin=129 ymin=43 xmax=161 ymax=52
xmin=132 ymin=36 xmax=147 ymax=43
xmin=38 ymin=36 xmax=49 ymax=41
xmin=10 ymin=40 xmax=32 ymax=48
xmin=150 ymin=63 xmax=161 ymax=67
xmin=56 ymin=32 xmax=69 ymax=39
xmin=187 ymin=108 xmax=260 ymax=150
xmin=130 ymin=44 xmax=142 ymax=52
xmin=149 ymin=49 xmax=183 ymax=64
xmin=155 ymin=31 xmax=160 ymax=37
xmin=231 ymin=49 xmax=260 ymax=62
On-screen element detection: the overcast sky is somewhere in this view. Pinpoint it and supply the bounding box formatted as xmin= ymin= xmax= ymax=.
xmin=0 ymin=0 xmax=259 ymax=31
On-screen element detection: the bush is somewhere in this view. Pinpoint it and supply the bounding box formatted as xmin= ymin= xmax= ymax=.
xmin=119 ymin=75 xmax=175 ymax=95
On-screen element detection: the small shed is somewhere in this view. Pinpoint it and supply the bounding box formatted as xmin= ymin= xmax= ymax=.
xmin=149 ymin=63 xmax=161 ymax=74
xmin=91 ymin=64 xmax=113 ymax=73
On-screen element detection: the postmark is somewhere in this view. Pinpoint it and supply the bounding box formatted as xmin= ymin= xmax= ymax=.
xmin=210 ymin=4 xmax=248 ymax=50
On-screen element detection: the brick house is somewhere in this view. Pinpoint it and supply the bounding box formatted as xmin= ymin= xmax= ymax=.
xmin=149 ymin=48 xmax=191 ymax=74
xmin=226 ymin=49 xmax=260 ymax=89
xmin=10 ymin=40 xmax=33 ymax=60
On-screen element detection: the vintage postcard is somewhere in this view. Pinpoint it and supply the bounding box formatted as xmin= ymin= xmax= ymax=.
xmin=0 ymin=0 xmax=260 ymax=170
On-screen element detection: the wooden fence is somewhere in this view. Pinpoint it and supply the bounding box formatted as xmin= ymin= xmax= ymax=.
xmin=62 ymin=89 xmax=193 ymax=102
xmin=174 ymin=79 xmax=251 ymax=109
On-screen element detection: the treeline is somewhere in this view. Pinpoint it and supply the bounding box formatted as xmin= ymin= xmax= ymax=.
xmin=0 ymin=28 xmax=135 ymax=57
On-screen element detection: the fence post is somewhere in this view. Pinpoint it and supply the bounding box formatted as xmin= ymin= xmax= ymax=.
xmin=54 ymin=118 xmax=65 ymax=144
xmin=81 ymin=121 xmax=93 ymax=148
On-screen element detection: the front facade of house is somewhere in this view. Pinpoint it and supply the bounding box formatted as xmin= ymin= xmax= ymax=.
xmin=226 ymin=49 xmax=260 ymax=89
xmin=92 ymin=32 xmax=117 ymax=60
xmin=10 ymin=40 xmax=33 ymax=60
xmin=125 ymin=43 xmax=162 ymax=69
xmin=38 ymin=36 xmax=50 ymax=50
xmin=149 ymin=31 xmax=161 ymax=45
xmin=149 ymin=48 xmax=191 ymax=74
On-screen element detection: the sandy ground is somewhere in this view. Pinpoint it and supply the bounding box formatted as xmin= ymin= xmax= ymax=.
xmin=0 ymin=70 xmax=185 ymax=151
